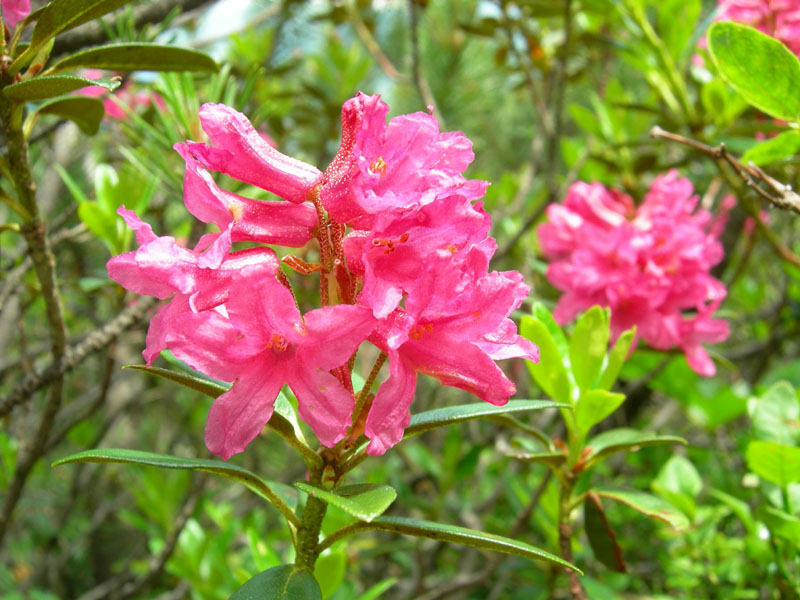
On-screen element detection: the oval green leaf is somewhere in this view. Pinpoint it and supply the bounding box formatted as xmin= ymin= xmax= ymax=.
xmin=597 ymin=327 xmax=636 ymax=391
xmin=4 ymin=75 xmax=119 ymax=101
xmin=405 ymin=399 xmax=565 ymax=438
xmin=230 ymin=565 xmax=321 ymax=600
xmin=48 ymin=43 xmax=219 ymax=74
xmin=708 ymin=22 xmax=800 ymax=121
xmin=520 ymin=315 xmax=574 ymax=405
xmin=741 ymin=130 xmax=800 ymax=166
xmin=294 ymin=482 xmax=396 ymax=522
xmin=584 ymin=492 xmax=627 ymax=573
xmin=746 ymin=440 xmax=800 ymax=488
xmin=584 ymin=428 xmax=686 ymax=469
xmin=367 ymin=516 xmax=581 ymax=572
xmin=37 ymin=95 xmax=104 ymax=135
xmin=124 ymin=364 xmax=229 ymax=398
xmin=569 ymin=306 xmax=609 ymax=393
xmin=52 ymin=448 xmax=298 ymax=520
xmin=575 ymin=389 xmax=626 ymax=434
xmin=593 ymin=487 xmax=690 ymax=531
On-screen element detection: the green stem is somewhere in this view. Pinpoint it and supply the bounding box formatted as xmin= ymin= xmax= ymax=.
xmin=267 ymin=413 xmax=323 ymax=471
xmin=0 ymin=87 xmax=68 ymax=550
xmin=294 ymin=467 xmax=329 ymax=570
xmin=557 ymin=472 xmax=586 ymax=600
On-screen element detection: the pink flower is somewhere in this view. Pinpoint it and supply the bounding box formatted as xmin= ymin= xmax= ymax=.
xmin=182 ymin=104 xmax=323 ymax=204
xmin=713 ymin=0 xmax=800 ymax=56
xmin=107 ymin=207 xmax=279 ymax=364
xmin=107 ymin=93 xmax=538 ymax=459
xmin=1 ymin=0 xmax=29 ymax=29
xmin=321 ymin=92 xmax=484 ymax=225
xmin=363 ymin=248 xmax=538 ymax=455
xmin=165 ymin=276 xmax=376 ymax=459
xmin=537 ymin=170 xmax=729 ymax=376
xmin=175 ymin=146 xmax=318 ymax=248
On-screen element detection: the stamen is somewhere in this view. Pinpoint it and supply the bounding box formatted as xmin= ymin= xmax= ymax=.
xmin=369 ymin=156 xmax=388 ymax=177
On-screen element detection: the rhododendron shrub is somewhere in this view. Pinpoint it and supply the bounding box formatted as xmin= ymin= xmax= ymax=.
xmin=537 ymin=171 xmax=729 ymax=376
xmin=107 ymin=93 xmax=538 ymax=459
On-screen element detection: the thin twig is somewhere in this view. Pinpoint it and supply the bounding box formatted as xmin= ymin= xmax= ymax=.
xmin=0 ymin=296 xmax=159 ymax=418
xmin=348 ymin=1 xmax=409 ymax=82
xmin=407 ymin=0 xmax=441 ymax=121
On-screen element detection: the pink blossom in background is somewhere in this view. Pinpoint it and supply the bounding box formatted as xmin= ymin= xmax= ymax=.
xmin=1 ymin=0 xmax=30 ymax=29
xmin=537 ymin=170 xmax=730 ymax=377
xmin=78 ymin=70 xmax=166 ymax=121
xmin=108 ymin=93 xmax=538 ymax=459
xmin=713 ymin=0 xmax=800 ymax=56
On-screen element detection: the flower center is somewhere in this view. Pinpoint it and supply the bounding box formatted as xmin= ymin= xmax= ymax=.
xmin=372 ymin=233 xmax=409 ymax=255
xmin=369 ymin=156 xmax=388 ymax=177
xmin=409 ymin=323 xmax=434 ymax=340
xmin=266 ymin=333 xmax=289 ymax=352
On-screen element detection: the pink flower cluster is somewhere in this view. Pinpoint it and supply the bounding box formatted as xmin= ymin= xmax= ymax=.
xmin=537 ymin=171 xmax=729 ymax=377
xmin=714 ymin=0 xmax=800 ymax=56
xmin=1 ymin=0 xmax=29 ymax=29
xmin=108 ymin=93 xmax=538 ymax=459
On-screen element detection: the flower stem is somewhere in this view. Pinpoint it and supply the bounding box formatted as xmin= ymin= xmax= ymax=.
xmin=294 ymin=466 xmax=329 ymax=570
xmin=557 ymin=472 xmax=586 ymax=600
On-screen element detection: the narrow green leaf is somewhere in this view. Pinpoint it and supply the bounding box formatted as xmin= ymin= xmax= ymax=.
xmin=294 ymin=482 xmax=396 ymax=522
xmin=575 ymin=389 xmax=626 ymax=433
xmin=584 ymin=428 xmax=686 ymax=469
xmin=708 ymin=22 xmax=800 ymax=121
xmin=748 ymin=380 xmax=800 ymax=445
xmin=32 ymin=0 xmax=136 ymax=50
xmin=742 ymin=130 xmax=800 ymax=166
xmin=404 ymin=399 xmax=565 ymax=438
xmin=569 ymin=306 xmax=609 ymax=393
xmin=597 ymin=327 xmax=636 ymax=391
xmin=355 ymin=578 xmax=397 ymax=600
xmin=746 ymin=440 xmax=800 ymax=488
xmin=124 ymin=364 xmax=229 ymax=398
xmin=230 ymin=565 xmax=321 ymax=600
xmin=584 ymin=492 xmax=627 ymax=572
xmin=37 ymin=95 xmax=104 ymax=135
xmin=48 ymin=43 xmax=218 ymax=74
xmin=593 ymin=487 xmax=690 ymax=531
xmin=368 ymin=516 xmax=581 ymax=571
xmin=709 ymin=488 xmax=757 ymax=536
xmin=52 ymin=449 xmax=299 ymax=521
xmin=520 ymin=315 xmax=574 ymax=405
xmin=4 ymin=75 xmax=119 ymax=102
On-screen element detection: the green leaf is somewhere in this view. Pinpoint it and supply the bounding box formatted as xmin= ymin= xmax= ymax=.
xmin=355 ymin=578 xmax=397 ymax=600
xmin=52 ymin=449 xmax=298 ymax=518
xmin=763 ymin=507 xmax=800 ymax=545
xmin=520 ymin=315 xmax=574 ymax=405
xmin=748 ymin=381 xmax=800 ymax=445
xmin=124 ymin=365 xmax=229 ymax=398
xmin=584 ymin=428 xmax=686 ymax=469
xmin=569 ymin=306 xmax=609 ymax=393
xmin=367 ymin=516 xmax=581 ymax=571
xmin=294 ymin=482 xmax=396 ymax=522
xmin=230 ymin=565 xmax=321 ymax=600
xmin=597 ymin=327 xmax=635 ymax=391
xmin=36 ymin=95 xmax=104 ymax=135
xmin=651 ymin=455 xmax=702 ymax=520
xmin=313 ymin=551 xmax=346 ymax=600
xmin=48 ymin=43 xmax=218 ymax=74
xmin=507 ymin=451 xmax=567 ymax=469
xmin=31 ymin=0 xmax=137 ymax=50
xmin=4 ymin=75 xmax=119 ymax=102
xmin=575 ymin=389 xmax=626 ymax=433
xmin=78 ymin=203 xmax=117 ymax=248
xmin=404 ymin=399 xmax=565 ymax=438
xmin=532 ymin=302 xmax=569 ymax=359
xmin=584 ymin=492 xmax=626 ymax=572
xmin=746 ymin=440 xmax=800 ymax=488
xmin=708 ymin=22 xmax=800 ymax=121
xmin=592 ymin=487 xmax=690 ymax=531
xmin=709 ymin=488 xmax=757 ymax=536
xmin=741 ymin=130 xmax=800 ymax=166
